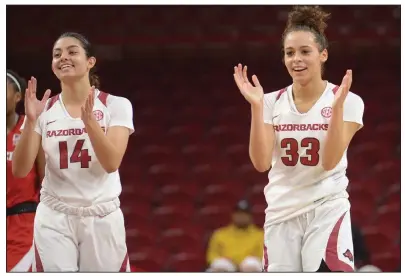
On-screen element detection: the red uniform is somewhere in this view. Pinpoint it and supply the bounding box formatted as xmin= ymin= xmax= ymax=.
xmin=7 ymin=115 xmax=40 ymax=272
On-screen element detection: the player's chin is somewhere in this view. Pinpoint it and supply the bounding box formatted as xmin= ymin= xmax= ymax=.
xmin=58 ymin=73 xmax=81 ymax=83
xmin=292 ymin=71 xmax=310 ymax=82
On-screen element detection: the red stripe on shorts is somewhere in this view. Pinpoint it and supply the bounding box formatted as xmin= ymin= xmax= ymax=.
xmin=263 ymin=244 xmax=269 ymax=271
xmin=34 ymin=242 xmax=44 ymax=272
xmin=119 ymin=253 xmax=129 ymax=272
xmin=324 ymin=212 xmax=354 ymax=272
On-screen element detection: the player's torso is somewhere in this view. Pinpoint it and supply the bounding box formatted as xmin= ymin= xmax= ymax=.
xmin=271 ymin=86 xmax=336 ymax=174
xmin=40 ymin=93 xmax=120 ymax=204
xmin=263 ymin=83 xmax=351 ymax=225
xmin=7 ymin=116 xmax=39 ymax=207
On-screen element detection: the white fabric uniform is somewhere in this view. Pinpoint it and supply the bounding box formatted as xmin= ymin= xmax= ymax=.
xmin=261 ymin=82 xmax=364 ymax=272
xmin=22 ymin=90 xmax=134 ymax=272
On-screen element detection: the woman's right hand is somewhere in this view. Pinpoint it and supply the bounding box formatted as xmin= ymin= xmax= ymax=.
xmin=233 ymin=63 xmax=264 ymax=106
xmin=25 ymin=77 xmax=51 ymax=122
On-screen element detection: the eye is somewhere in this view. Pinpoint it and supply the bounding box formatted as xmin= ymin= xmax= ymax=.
xmin=286 ymin=51 xmax=294 ymax=57
xmin=53 ymin=53 xmax=61 ymax=58
xmin=302 ymin=50 xmax=310 ymax=55
xmin=69 ymin=51 xmax=78 ymax=55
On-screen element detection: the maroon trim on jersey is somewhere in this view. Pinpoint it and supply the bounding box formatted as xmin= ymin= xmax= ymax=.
xmin=98 ymin=91 xmax=109 ymax=107
xmin=46 ymin=95 xmax=60 ymax=111
xmin=324 ymin=212 xmax=354 ymax=272
xmin=332 ymin=85 xmax=339 ymax=94
xmin=119 ymin=253 xmax=129 ymax=272
xmin=275 ymin=87 xmax=287 ymax=101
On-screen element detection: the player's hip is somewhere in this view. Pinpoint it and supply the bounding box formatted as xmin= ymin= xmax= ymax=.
xmin=264 ymin=191 xmax=349 ymax=227
xmin=39 ymin=192 xmax=120 ymax=217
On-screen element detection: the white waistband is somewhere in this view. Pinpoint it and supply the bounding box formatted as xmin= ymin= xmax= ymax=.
xmin=40 ymin=193 xmax=120 ymax=217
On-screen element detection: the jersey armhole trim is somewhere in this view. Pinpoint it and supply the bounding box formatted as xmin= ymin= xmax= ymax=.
xmin=46 ymin=94 xmax=60 ymax=111
xmin=275 ymin=87 xmax=287 ymax=102
xmin=332 ymin=85 xmax=339 ymax=94
xmin=98 ymin=91 xmax=109 ymax=107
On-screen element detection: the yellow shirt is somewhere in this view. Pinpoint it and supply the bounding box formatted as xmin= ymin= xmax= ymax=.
xmin=206 ymin=224 xmax=264 ymax=266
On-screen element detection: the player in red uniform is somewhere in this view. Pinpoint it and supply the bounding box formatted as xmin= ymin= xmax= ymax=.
xmin=7 ymin=69 xmax=45 ymax=272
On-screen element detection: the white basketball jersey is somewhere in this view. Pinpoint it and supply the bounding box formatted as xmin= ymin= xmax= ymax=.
xmin=262 ymin=82 xmax=364 ymax=226
xmin=22 ymin=90 xmax=134 ymax=207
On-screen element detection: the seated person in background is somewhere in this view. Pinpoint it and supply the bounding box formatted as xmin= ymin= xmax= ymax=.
xmin=206 ymin=200 xmax=263 ymax=272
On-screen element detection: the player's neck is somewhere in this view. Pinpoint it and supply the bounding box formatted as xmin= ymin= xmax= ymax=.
xmin=6 ymin=112 xmax=19 ymax=134
xmin=292 ymin=78 xmax=327 ymax=102
xmin=61 ymin=80 xmax=92 ymax=106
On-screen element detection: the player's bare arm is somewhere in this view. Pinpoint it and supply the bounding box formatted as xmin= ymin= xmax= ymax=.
xmin=234 ymin=64 xmax=275 ymax=172
xmin=13 ymin=77 xmax=50 ymax=178
xmin=35 ymin=144 xmax=46 ymax=182
xmin=323 ymin=70 xmax=361 ymax=171
xmin=82 ymin=86 xmax=130 ymax=173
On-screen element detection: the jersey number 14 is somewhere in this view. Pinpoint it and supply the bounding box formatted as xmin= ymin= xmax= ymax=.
xmin=59 ymin=140 xmax=92 ymax=169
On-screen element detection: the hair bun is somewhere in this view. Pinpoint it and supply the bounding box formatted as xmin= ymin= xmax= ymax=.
xmin=287 ymin=6 xmax=331 ymax=34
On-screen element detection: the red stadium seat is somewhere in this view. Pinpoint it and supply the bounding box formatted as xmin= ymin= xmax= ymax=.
xmin=201 ymin=182 xmax=245 ymax=206
xmin=371 ymin=250 xmax=400 ymax=272
xmin=224 ymin=143 xmax=250 ymax=166
xmin=126 ymin=223 xmax=159 ymax=249
xmin=189 ymin=159 xmax=233 ymax=182
xmin=139 ymin=145 xmax=175 ymax=166
xmin=198 ymin=204 xmax=232 ymax=230
xmin=384 ymin=189 xmax=400 ymax=206
xmin=167 ymin=124 xmax=205 ymax=144
xmin=157 ymin=181 xmax=200 ymax=205
xmin=348 ymin=181 xmax=382 ymax=204
xmin=252 ymin=203 xmax=266 ymax=226
xmin=147 ymin=161 xmax=187 ymax=185
xmin=120 ymin=183 xmax=154 ymax=204
xmin=166 ymin=252 xmax=206 ymax=272
xmin=158 ymin=226 xmax=205 ymax=253
xmin=362 ymin=226 xmax=394 ymax=253
xmin=374 ymin=203 xmax=400 ymax=238
xmin=129 ymin=247 xmax=169 ymax=272
xmin=152 ymin=203 xmax=196 ymax=228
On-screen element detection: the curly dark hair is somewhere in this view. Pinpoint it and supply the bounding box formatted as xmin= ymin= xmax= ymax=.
xmin=282 ymin=5 xmax=331 ymax=51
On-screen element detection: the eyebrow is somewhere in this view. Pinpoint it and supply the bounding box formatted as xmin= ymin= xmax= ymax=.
xmin=285 ymin=45 xmax=312 ymax=50
xmin=53 ymin=45 xmax=80 ymax=52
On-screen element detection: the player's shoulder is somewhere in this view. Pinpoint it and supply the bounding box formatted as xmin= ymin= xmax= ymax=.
xmin=346 ymin=91 xmax=364 ymax=107
xmin=97 ymin=90 xmax=132 ymax=109
xmin=263 ymin=85 xmax=290 ymax=106
xmin=43 ymin=94 xmax=61 ymax=113
xmin=328 ymin=82 xmax=364 ymax=106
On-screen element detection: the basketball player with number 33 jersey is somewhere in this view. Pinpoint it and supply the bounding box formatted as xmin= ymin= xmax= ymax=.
xmin=234 ymin=6 xmax=364 ymax=272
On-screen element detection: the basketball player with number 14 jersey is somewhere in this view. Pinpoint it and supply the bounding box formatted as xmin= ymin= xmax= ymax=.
xmin=13 ymin=32 xmax=134 ymax=272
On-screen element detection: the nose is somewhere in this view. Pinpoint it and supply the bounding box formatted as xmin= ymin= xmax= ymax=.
xmin=293 ymin=53 xmax=302 ymax=62
xmin=60 ymin=51 xmax=69 ymax=61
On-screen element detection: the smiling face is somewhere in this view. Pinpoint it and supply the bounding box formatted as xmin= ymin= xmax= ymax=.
xmin=283 ymin=30 xmax=328 ymax=85
xmin=51 ymin=36 xmax=96 ymax=84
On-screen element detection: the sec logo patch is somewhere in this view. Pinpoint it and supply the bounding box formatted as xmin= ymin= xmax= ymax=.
xmin=321 ymin=107 xmax=332 ymax=118
xmin=93 ymin=110 xmax=104 ymax=121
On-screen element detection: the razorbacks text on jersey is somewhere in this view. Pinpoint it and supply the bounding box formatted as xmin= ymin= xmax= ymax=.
xmin=21 ymin=90 xmax=134 ymax=207
xmin=262 ymin=82 xmax=364 ymax=226
xmin=7 ymin=115 xmax=39 ymax=208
